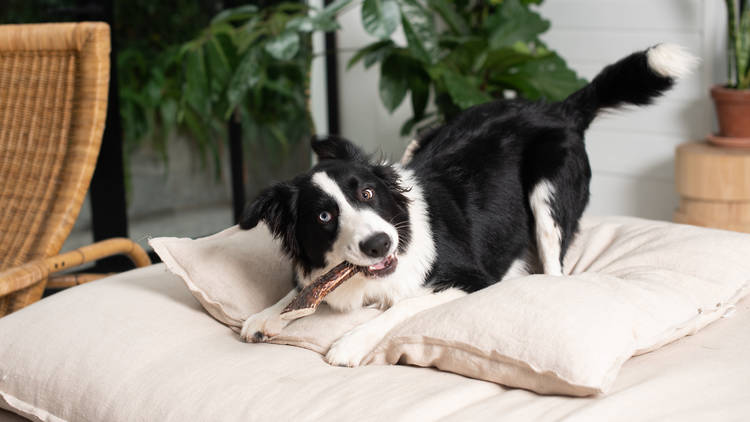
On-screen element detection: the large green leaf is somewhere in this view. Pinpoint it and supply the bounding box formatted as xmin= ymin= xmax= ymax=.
xmin=313 ymin=0 xmax=354 ymax=26
xmin=379 ymin=54 xmax=409 ymax=112
xmin=265 ymin=29 xmax=300 ymax=60
xmin=361 ymin=0 xmax=401 ymax=39
xmin=211 ymin=5 xmax=258 ymax=25
xmin=407 ymin=66 xmax=430 ymax=119
xmin=181 ymin=106 xmax=210 ymax=165
xmin=440 ymin=36 xmax=488 ymax=72
xmin=183 ymin=48 xmax=211 ymax=117
xmin=492 ymin=54 xmax=585 ymax=101
xmin=485 ymin=0 xmax=550 ymax=49
xmin=235 ymin=20 xmax=265 ymax=54
xmin=443 ymin=70 xmax=492 ymax=109
xmin=399 ymin=0 xmax=438 ymax=64
xmin=226 ymin=49 xmax=262 ymax=118
xmin=427 ymin=0 xmax=469 ymax=35
xmin=347 ymin=40 xmax=394 ymax=69
xmin=206 ymin=37 xmax=232 ymax=98
xmin=483 ymin=44 xmax=550 ymax=72
xmin=284 ymin=0 xmax=350 ymax=33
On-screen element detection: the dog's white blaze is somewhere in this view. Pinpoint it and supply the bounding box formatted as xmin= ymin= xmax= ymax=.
xmin=304 ymin=168 xmax=436 ymax=312
xmin=311 ymin=172 xmax=399 ymax=263
xmin=646 ymin=43 xmax=698 ymax=79
xmin=530 ymin=180 xmax=563 ymax=276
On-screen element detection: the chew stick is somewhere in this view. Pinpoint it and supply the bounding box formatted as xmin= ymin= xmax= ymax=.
xmin=280 ymin=261 xmax=361 ymax=320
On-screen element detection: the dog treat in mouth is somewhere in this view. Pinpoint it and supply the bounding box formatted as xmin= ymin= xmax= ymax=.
xmin=280 ymin=261 xmax=361 ymax=320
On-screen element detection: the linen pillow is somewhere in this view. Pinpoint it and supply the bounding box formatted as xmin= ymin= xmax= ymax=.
xmin=150 ymin=217 xmax=750 ymax=396
xmin=149 ymin=224 xmax=382 ymax=352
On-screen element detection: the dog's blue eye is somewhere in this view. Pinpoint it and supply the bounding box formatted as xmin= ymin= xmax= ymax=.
xmin=318 ymin=211 xmax=332 ymax=223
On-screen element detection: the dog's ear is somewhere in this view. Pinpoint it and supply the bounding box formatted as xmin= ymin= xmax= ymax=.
xmin=311 ymin=135 xmax=366 ymax=162
xmin=239 ymin=182 xmax=300 ymax=257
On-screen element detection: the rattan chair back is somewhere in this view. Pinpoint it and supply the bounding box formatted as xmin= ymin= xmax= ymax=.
xmin=0 ymin=23 xmax=110 ymax=314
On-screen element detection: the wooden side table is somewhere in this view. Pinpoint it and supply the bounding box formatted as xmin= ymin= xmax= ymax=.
xmin=675 ymin=141 xmax=750 ymax=233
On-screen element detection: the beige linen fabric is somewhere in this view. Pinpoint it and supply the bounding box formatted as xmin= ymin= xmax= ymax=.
xmin=149 ymin=224 xmax=293 ymax=327
xmin=363 ymin=217 xmax=750 ymax=395
xmin=148 ymin=216 xmax=750 ymax=396
xmin=150 ymin=224 xmax=383 ymax=350
xmin=1 ymin=264 xmax=749 ymax=421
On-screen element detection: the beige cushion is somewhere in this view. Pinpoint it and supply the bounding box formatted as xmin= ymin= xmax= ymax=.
xmin=149 ymin=217 xmax=750 ymax=396
xmin=150 ymin=225 xmax=381 ymax=351
xmin=151 ymin=224 xmax=293 ymax=327
xmin=2 ymin=264 xmax=750 ymax=421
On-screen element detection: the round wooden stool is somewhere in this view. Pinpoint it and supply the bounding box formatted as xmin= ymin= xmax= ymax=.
xmin=675 ymin=141 xmax=750 ymax=233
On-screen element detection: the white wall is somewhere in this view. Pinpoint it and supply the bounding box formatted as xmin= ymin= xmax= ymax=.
xmin=538 ymin=0 xmax=726 ymax=219
xmin=326 ymin=0 xmax=727 ymax=221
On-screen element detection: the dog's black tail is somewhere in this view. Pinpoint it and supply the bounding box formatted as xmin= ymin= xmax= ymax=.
xmin=562 ymin=43 xmax=697 ymax=132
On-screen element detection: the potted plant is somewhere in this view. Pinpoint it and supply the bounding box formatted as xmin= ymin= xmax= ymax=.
xmin=711 ymin=0 xmax=750 ymax=146
xmin=347 ymin=0 xmax=585 ymax=136
xmin=167 ymin=2 xmax=346 ymax=199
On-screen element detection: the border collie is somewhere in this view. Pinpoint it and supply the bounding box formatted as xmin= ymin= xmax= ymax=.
xmin=238 ymin=44 xmax=696 ymax=366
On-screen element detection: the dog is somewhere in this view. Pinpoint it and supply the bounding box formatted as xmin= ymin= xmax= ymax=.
xmin=238 ymin=44 xmax=696 ymax=366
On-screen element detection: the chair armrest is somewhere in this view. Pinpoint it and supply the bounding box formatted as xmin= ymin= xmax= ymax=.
xmin=0 ymin=238 xmax=151 ymax=296
xmin=0 ymin=260 xmax=49 ymax=297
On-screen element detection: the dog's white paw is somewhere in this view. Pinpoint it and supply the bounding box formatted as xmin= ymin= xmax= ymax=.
xmin=325 ymin=326 xmax=380 ymax=367
xmin=240 ymin=312 xmax=287 ymax=343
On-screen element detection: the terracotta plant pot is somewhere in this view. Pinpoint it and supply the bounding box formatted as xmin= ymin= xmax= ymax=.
xmin=711 ymin=85 xmax=750 ymax=139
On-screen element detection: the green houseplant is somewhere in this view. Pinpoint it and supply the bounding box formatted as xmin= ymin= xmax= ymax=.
xmin=120 ymin=0 xmax=583 ymax=179
xmin=711 ymin=0 xmax=750 ymax=144
xmin=119 ymin=2 xmax=347 ymax=197
xmin=347 ymin=0 xmax=585 ymax=136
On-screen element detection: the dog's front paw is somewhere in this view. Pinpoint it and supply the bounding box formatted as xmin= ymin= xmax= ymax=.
xmin=325 ymin=327 xmax=379 ymax=367
xmin=240 ymin=312 xmax=287 ymax=343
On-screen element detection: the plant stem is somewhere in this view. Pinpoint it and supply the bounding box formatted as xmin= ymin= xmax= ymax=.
xmin=740 ymin=0 xmax=750 ymax=88
xmin=726 ymin=0 xmax=741 ymax=88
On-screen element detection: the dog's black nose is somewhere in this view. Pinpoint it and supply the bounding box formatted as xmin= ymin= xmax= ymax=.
xmin=359 ymin=233 xmax=391 ymax=258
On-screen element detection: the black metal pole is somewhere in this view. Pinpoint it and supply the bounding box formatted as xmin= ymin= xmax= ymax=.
xmin=229 ymin=111 xmax=245 ymax=223
xmin=89 ymin=0 xmax=132 ymax=272
xmin=226 ymin=0 xmax=247 ymax=223
xmin=324 ymin=0 xmax=340 ymax=136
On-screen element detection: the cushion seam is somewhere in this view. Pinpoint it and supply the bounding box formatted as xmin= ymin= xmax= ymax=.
xmin=0 ymin=389 xmax=67 ymax=422
xmin=149 ymin=238 xmax=241 ymax=327
xmin=369 ymin=335 xmax=600 ymax=392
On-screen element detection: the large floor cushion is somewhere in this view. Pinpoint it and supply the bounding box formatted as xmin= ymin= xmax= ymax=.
xmin=0 ymin=263 xmax=749 ymax=421
xmin=149 ymin=216 xmax=750 ymax=396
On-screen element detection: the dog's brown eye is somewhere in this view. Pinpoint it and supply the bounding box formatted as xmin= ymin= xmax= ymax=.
xmin=360 ymin=188 xmax=374 ymax=201
xmin=318 ymin=211 xmax=332 ymax=224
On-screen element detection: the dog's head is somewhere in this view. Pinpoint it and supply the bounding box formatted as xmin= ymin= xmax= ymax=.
xmin=240 ymin=135 xmax=411 ymax=279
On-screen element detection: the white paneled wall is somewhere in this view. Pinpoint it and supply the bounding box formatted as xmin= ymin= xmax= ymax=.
xmin=326 ymin=0 xmax=727 ymax=220
xmin=538 ymin=0 xmax=725 ymax=219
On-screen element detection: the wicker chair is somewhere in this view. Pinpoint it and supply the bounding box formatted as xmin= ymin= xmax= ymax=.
xmin=0 ymin=22 xmax=151 ymax=317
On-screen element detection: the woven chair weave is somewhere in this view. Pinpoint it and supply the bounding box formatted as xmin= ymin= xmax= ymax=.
xmin=0 ymin=23 xmax=110 ymax=314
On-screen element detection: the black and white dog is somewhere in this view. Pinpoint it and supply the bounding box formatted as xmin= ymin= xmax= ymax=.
xmin=239 ymin=44 xmax=696 ymax=366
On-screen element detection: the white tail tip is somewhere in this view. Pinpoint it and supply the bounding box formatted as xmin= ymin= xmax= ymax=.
xmin=647 ymin=43 xmax=699 ymax=79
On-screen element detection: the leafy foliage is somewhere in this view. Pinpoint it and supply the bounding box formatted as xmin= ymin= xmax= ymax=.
xmin=2 ymin=0 xmax=586 ymax=167
xmin=348 ymin=0 xmax=586 ymax=135
xmin=122 ymin=2 xmax=347 ymax=170
xmin=725 ymin=0 xmax=750 ymax=89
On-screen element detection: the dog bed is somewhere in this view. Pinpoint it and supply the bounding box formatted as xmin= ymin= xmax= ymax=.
xmin=147 ymin=216 xmax=749 ymax=396
xmin=2 ymin=216 xmax=749 ymax=421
